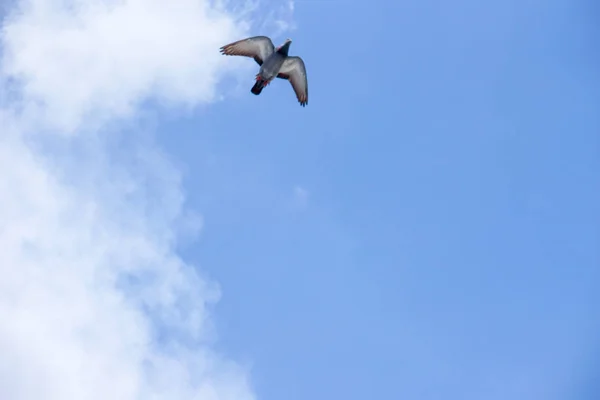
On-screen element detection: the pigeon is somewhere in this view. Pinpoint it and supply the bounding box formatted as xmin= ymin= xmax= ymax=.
xmin=220 ymin=36 xmax=308 ymax=107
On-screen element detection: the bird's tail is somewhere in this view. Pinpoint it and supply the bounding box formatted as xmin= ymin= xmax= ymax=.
xmin=251 ymin=76 xmax=266 ymax=95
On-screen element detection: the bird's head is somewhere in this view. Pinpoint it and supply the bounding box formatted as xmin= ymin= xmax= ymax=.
xmin=277 ymin=38 xmax=292 ymax=55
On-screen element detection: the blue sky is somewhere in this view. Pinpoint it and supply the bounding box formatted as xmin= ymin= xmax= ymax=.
xmin=158 ymin=0 xmax=599 ymax=399
xmin=0 ymin=0 xmax=597 ymax=399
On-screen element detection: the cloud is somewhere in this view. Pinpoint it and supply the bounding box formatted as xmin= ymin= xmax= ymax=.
xmin=292 ymin=185 xmax=309 ymax=208
xmin=0 ymin=0 xmax=253 ymax=133
xmin=259 ymin=0 xmax=296 ymax=38
xmin=0 ymin=0 xmax=293 ymax=398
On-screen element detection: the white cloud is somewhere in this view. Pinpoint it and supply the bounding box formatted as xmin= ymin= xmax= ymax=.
xmin=1 ymin=0 xmax=253 ymax=133
xmin=0 ymin=0 xmax=294 ymax=399
xmin=259 ymin=0 xmax=296 ymax=38
xmin=293 ymin=185 xmax=309 ymax=208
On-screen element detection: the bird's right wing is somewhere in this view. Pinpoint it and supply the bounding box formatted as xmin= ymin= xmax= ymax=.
xmin=219 ymin=36 xmax=275 ymax=66
xmin=277 ymin=56 xmax=308 ymax=107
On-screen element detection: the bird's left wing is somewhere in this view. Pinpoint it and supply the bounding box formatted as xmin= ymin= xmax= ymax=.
xmin=277 ymin=56 xmax=308 ymax=107
xmin=220 ymin=36 xmax=274 ymax=66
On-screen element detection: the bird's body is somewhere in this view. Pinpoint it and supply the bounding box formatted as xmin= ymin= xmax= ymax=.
xmin=220 ymin=36 xmax=308 ymax=106
xmin=250 ymin=42 xmax=289 ymax=95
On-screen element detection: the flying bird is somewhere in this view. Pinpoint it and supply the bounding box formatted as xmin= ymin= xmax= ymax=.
xmin=220 ymin=36 xmax=308 ymax=107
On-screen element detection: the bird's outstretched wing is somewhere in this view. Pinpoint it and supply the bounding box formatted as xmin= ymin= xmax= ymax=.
xmin=220 ymin=36 xmax=275 ymax=66
xmin=277 ymin=56 xmax=308 ymax=107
